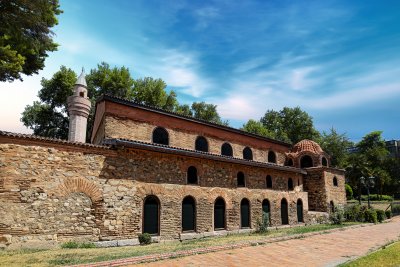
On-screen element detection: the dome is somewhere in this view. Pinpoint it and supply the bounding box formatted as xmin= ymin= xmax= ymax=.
xmin=292 ymin=139 xmax=323 ymax=154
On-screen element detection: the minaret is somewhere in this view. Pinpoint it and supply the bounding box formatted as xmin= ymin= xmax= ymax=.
xmin=67 ymin=68 xmax=91 ymax=143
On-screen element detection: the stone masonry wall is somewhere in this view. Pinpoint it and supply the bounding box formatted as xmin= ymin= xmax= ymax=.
xmin=303 ymin=167 xmax=346 ymax=212
xmin=104 ymin=116 xmax=287 ymax=165
xmin=0 ymin=141 xmax=308 ymax=247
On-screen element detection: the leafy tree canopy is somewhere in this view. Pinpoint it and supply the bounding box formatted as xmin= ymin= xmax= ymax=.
xmin=241 ymin=119 xmax=274 ymax=138
xmin=21 ymin=63 xmax=227 ymax=140
xmin=0 ymin=0 xmax=62 ymax=82
xmin=320 ymin=128 xmax=353 ymax=168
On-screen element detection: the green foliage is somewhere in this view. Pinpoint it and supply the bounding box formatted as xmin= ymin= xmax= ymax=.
xmin=329 ymin=207 xmax=345 ymax=225
xmin=392 ymin=204 xmax=400 ymax=215
xmin=345 ymin=184 xmax=353 ymax=200
xmin=191 ymin=102 xmax=228 ymax=126
xmin=360 ymin=194 xmax=393 ymax=201
xmin=241 ymin=119 xmax=274 ymax=138
xmin=260 ymin=107 xmax=321 ymax=144
xmin=256 ymin=212 xmax=269 ymax=233
xmin=376 ymin=209 xmax=386 ymax=223
xmin=21 ymin=66 xmax=76 ymax=139
xmin=138 ymin=233 xmax=152 ymax=245
xmin=385 ymin=210 xmax=392 ymax=219
xmin=132 ymin=77 xmax=177 ymax=111
xmin=61 ymin=241 xmax=95 ymax=249
xmin=0 ymin=0 xmax=62 ymax=81
xmin=320 ymin=128 xmax=352 ymax=168
xmin=364 ymin=209 xmax=378 ymax=223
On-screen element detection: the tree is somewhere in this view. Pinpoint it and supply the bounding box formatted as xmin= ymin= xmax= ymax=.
xmin=241 ymin=119 xmax=274 ymax=138
xmin=260 ymin=107 xmax=320 ymax=144
xmin=21 ymin=66 xmax=76 ymax=139
xmin=21 ymin=63 xmax=229 ymax=140
xmin=320 ymin=128 xmax=353 ymax=168
xmin=191 ymin=102 xmax=228 ymax=125
xmin=133 ymin=77 xmax=177 ymax=111
xmin=0 ymin=0 xmax=62 ymax=81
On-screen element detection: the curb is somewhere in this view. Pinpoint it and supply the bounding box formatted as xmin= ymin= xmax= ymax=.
xmin=70 ymin=223 xmax=376 ymax=267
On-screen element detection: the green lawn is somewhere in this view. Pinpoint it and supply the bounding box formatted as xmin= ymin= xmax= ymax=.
xmin=340 ymin=241 xmax=400 ymax=267
xmin=0 ymin=223 xmax=360 ymax=267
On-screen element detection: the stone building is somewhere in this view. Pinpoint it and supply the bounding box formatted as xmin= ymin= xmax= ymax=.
xmin=0 ymin=73 xmax=345 ymax=248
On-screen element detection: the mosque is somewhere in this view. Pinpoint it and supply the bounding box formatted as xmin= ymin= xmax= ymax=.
xmin=0 ymin=71 xmax=345 ymax=248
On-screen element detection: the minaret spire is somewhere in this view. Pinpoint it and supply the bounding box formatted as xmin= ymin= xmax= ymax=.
xmin=67 ymin=68 xmax=91 ymax=143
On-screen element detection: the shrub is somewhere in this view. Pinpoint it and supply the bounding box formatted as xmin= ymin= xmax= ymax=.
xmin=329 ymin=207 xmax=345 ymax=225
xmin=360 ymin=194 xmax=393 ymax=201
xmin=61 ymin=241 xmax=96 ymax=249
xmin=345 ymin=184 xmax=353 ymax=200
xmin=138 ymin=233 xmax=152 ymax=245
xmin=376 ymin=209 xmax=386 ymax=223
xmin=61 ymin=241 xmax=79 ymax=249
xmin=256 ymin=212 xmax=269 ymax=233
xmin=365 ymin=209 xmax=378 ymax=224
xmin=385 ymin=210 xmax=392 ymax=219
xmin=344 ymin=204 xmax=360 ymax=222
xmin=392 ymin=204 xmax=400 ymax=215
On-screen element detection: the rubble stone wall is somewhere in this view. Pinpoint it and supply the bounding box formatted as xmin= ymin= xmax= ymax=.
xmin=0 ymin=141 xmax=308 ymax=247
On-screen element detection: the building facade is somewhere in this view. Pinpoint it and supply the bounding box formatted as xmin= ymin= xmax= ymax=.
xmin=0 ymin=76 xmax=346 ymax=248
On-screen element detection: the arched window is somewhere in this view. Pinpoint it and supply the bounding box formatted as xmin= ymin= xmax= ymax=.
xmin=152 ymin=127 xmax=169 ymax=145
xmin=187 ymin=166 xmax=198 ymax=184
xmin=333 ymin=176 xmax=338 ymax=187
xmin=286 ymin=158 xmax=293 ymax=166
xmin=330 ymin=201 xmax=335 ymax=213
xmin=262 ymin=199 xmax=271 ymax=225
xmin=195 ymin=136 xmax=208 ymax=152
xmin=214 ymin=197 xmax=226 ymax=230
xmin=240 ymin=198 xmax=250 ymax=228
xmin=300 ymin=155 xmax=313 ymax=168
xmin=297 ymin=199 xmax=303 ymax=223
xmin=221 ymin=142 xmax=233 ymax=157
xmin=281 ymin=198 xmax=289 ymax=225
xmin=182 ymin=196 xmax=196 ymax=232
xmin=288 ymin=178 xmax=294 ymax=191
xmin=143 ymin=195 xmax=160 ymax=235
xmin=243 ymin=147 xmax=253 ymax=160
xmin=237 ymin=171 xmax=245 ymax=187
xmin=322 ymin=157 xmax=328 ymax=167
xmin=268 ymin=151 xmax=276 ymax=163
xmin=266 ymin=175 xmax=272 ymax=189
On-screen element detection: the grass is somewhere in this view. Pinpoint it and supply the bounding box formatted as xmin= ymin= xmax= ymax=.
xmin=340 ymin=241 xmax=400 ymax=267
xmin=0 ymin=222 xmax=361 ymax=267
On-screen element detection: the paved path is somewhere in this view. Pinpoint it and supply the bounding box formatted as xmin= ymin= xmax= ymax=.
xmin=136 ymin=217 xmax=400 ymax=267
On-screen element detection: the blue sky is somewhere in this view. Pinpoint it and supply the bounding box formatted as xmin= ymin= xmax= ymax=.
xmin=1 ymin=0 xmax=399 ymax=142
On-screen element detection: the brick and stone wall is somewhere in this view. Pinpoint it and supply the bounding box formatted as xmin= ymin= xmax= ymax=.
xmin=104 ymin=116 xmax=287 ymax=165
xmin=0 ymin=139 xmax=309 ymax=247
xmin=303 ymin=167 xmax=346 ymax=212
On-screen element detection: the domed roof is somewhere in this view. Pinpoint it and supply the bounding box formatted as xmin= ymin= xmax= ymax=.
xmin=292 ymin=139 xmax=323 ymax=154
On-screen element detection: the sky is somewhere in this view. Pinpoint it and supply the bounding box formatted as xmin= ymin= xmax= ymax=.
xmin=1 ymin=0 xmax=400 ymax=142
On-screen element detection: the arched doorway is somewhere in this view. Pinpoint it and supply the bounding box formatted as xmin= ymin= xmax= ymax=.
xmin=262 ymin=199 xmax=271 ymax=225
xmin=214 ymin=197 xmax=226 ymax=230
xmin=143 ymin=195 xmax=160 ymax=235
xmin=281 ymin=198 xmax=289 ymax=225
xmin=330 ymin=201 xmax=335 ymax=213
xmin=300 ymin=155 xmax=313 ymax=168
xmin=182 ymin=196 xmax=196 ymax=232
xmin=240 ymin=198 xmax=250 ymax=228
xmin=297 ymin=199 xmax=303 ymax=223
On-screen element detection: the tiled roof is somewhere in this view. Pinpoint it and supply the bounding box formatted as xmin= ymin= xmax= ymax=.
xmin=291 ymin=139 xmax=323 ymax=155
xmin=96 ymin=94 xmax=292 ymax=147
xmin=104 ymin=138 xmax=306 ymax=174
xmin=0 ymin=130 xmax=109 ymax=149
